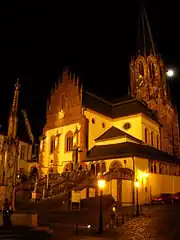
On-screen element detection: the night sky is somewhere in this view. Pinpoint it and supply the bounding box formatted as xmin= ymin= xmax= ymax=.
xmin=1 ymin=1 xmax=180 ymax=140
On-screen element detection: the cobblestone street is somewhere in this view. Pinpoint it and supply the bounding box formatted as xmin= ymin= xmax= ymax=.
xmin=117 ymin=204 xmax=180 ymax=240
xmin=62 ymin=204 xmax=180 ymax=239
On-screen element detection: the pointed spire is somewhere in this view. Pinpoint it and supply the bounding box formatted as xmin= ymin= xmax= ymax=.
xmin=136 ymin=5 xmax=156 ymax=56
xmin=8 ymin=78 xmax=20 ymax=139
xmin=12 ymin=78 xmax=20 ymax=113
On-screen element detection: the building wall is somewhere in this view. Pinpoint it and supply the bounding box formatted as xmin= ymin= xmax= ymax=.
xmin=84 ymin=109 xmax=112 ymax=150
xmin=89 ymin=156 xmax=180 ymax=205
xmin=141 ymin=115 xmax=160 ymax=149
xmin=17 ymin=140 xmax=33 ymax=175
xmin=95 ymin=136 xmax=139 ymax=146
xmin=0 ymin=135 xmax=35 ymax=181
xmin=41 ymin=122 xmax=81 ymax=175
xmin=113 ymin=114 xmax=142 ymax=141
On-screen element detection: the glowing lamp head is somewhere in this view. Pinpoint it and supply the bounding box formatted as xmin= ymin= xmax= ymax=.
xmin=135 ymin=180 xmax=139 ymax=188
xmin=144 ymin=172 xmax=149 ymax=178
xmin=166 ymin=69 xmax=174 ymax=77
xmin=98 ymin=179 xmax=106 ymax=189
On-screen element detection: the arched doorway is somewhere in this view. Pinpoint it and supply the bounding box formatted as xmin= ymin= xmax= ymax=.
xmin=101 ymin=162 xmax=106 ymax=174
xmin=90 ymin=163 xmax=95 ymax=175
xmin=109 ymin=160 xmax=122 ymax=203
xmin=109 ymin=160 xmax=122 ymax=171
xmin=96 ymin=163 xmax=101 ymax=176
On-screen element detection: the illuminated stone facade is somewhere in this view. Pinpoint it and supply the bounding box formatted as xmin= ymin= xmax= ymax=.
xmin=0 ymin=134 xmax=37 ymax=183
xmin=39 ymin=70 xmax=180 ymax=205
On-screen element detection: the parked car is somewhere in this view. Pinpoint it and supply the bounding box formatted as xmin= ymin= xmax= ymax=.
xmin=151 ymin=193 xmax=173 ymax=204
xmin=172 ymin=192 xmax=180 ymax=202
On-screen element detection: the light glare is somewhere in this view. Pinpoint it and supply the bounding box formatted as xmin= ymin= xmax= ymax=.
xmin=98 ymin=179 xmax=106 ymax=189
xmin=166 ymin=69 xmax=174 ymax=77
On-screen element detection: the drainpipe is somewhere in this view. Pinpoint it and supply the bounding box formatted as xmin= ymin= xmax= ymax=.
xmin=132 ymin=156 xmax=135 ymax=205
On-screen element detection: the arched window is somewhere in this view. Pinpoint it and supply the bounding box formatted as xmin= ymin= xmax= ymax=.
xmin=145 ymin=128 xmax=148 ymax=143
xmin=139 ymin=62 xmax=144 ymax=76
xmin=157 ymin=135 xmax=159 ymax=148
xmin=101 ymin=162 xmax=106 ymax=173
xmin=96 ymin=163 xmax=101 ymax=176
xmin=159 ymin=163 xmax=162 ymax=174
xmin=50 ymin=136 xmax=55 ymax=153
xmin=149 ymin=62 xmax=155 ymax=78
xmin=151 ymin=132 xmax=154 ymax=146
xmin=65 ymin=131 xmax=73 ymax=152
xmin=154 ymin=164 xmax=157 ymax=173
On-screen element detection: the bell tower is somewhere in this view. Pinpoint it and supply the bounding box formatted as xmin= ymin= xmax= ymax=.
xmin=130 ymin=7 xmax=180 ymax=157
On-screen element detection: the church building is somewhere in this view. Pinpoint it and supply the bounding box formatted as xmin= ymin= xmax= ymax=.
xmin=39 ymin=9 xmax=180 ymax=205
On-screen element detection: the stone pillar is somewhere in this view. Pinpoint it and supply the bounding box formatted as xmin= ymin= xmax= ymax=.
xmin=79 ymin=116 xmax=88 ymax=165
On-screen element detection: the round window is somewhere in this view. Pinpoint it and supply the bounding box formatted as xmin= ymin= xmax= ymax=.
xmin=123 ymin=122 xmax=131 ymax=130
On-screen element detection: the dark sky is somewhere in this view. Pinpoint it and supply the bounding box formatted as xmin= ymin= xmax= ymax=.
xmin=1 ymin=1 xmax=180 ymax=139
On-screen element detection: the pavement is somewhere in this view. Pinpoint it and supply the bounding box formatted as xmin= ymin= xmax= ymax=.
xmin=1 ymin=204 xmax=180 ymax=239
xmin=51 ymin=204 xmax=180 ymax=239
xmin=0 ymin=225 xmax=53 ymax=239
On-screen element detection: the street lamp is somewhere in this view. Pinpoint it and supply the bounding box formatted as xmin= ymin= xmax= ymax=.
xmin=97 ymin=179 xmax=106 ymax=234
xmin=135 ymin=179 xmax=140 ymax=216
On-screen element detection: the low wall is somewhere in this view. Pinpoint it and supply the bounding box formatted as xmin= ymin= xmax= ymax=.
xmin=0 ymin=212 xmax=38 ymax=227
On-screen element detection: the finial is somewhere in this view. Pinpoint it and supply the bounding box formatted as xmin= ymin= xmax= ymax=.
xmin=76 ymin=76 xmax=79 ymax=86
xmin=15 ymin=78 xmax=20 ymax=89
xmin=62 ymin=68 xmax=69 ymax=83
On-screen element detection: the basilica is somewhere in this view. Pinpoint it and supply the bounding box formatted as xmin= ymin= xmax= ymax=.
xmin=39 ymin=12 xmax=180 ymax=205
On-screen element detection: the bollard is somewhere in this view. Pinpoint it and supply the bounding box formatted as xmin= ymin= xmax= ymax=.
xmin=116 ymin=215 xmax=119 ymax=227
xmin=122 ymin=212 xmax=124 ymax=224
xmin=76 ymin=223 xmax=79 ymax=235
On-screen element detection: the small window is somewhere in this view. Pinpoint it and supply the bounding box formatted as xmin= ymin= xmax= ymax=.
xmin=92 ymin=118 xmax=95 ymax=124
xmin=20 ymin=146 xmax=26 ymax=160
xmin=145 ymin=128 xmax=148 ymax=143
xmin=151 ymin=132 xmax=154 ymax=146
xmin=149 ymin=62 xmax=155 ymax=78
xmin=123 ymin=122 xmax=131 ymax=130
xmin=61 ymin=95 xmax=65 ymax=110
xmin=65 ymin=131 xmax=73 ymax=152
xmin=157 ymin=135 xmax=159 ymax=148
xmin=102 ymin=122 xmax=105 ymax=128
xmin=139 ymin=62 xmax=144 ymax=76
xmin=50 ymin=136 xmax=55 ymax=153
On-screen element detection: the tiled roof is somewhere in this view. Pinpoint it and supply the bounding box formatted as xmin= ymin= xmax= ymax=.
xmin=84 ymin=142 xmax=179 ymax=163
xmin=82 ymin=91 xmax=112 ymax=117
xmin=82 ymin=91 xmax=160 ymax=124
xmin=95 ymin=126 xmax=142 ymax=143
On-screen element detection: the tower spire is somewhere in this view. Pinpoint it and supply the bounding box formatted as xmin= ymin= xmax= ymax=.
xmin=8 ymin=78 xmax=20 ymax=139
xmin=136 ymin=6 xmax=156 ymax=56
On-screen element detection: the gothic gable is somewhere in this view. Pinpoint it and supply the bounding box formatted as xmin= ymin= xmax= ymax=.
xmin=44 ymin=70 xmax=83 ymax=131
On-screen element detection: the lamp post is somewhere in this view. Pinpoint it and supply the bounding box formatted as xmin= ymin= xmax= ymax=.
xmin=135 ymin=179 xmax=140 ymax=216
xmin=97 ymin=178 xmax=106 ymax=234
